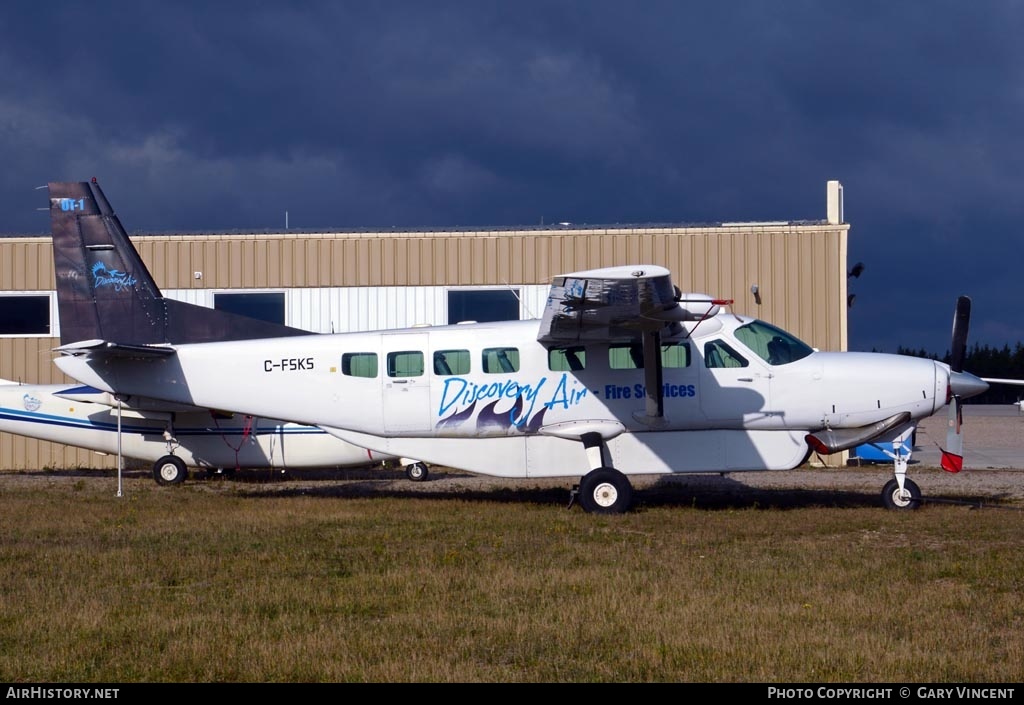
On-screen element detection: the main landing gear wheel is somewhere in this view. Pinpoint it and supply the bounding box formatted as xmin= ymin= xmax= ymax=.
xmin=578 ymin=467 xmax=633 ymax=514
xmin=882 ymin=477 xmax=922 ymax=510
xmin=405 ymin=462 xmax=430 ymax=482
xmin=153 ymin=455 xmax=188 ymax=486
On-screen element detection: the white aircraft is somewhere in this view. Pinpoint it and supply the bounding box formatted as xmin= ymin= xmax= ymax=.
xmin=45 ymin=179 xmax=992 ymax=513
xmin=0 ymin=379 xmax=431 ymax=484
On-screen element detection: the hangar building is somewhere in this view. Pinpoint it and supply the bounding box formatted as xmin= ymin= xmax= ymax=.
xmin=0 ymin=181 xmax=848 ymax=470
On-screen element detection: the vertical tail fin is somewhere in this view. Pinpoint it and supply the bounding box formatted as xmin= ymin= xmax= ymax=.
xmin=49 ymin=179 xmax=310 ymax=346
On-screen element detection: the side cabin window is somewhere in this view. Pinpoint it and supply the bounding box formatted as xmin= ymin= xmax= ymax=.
xmin=483 ymin=347 xmax=519 ymax=374
xmin=609 ymin=342 xmax=644 ymax=370
xmin=662 ymin=341 xmax=691 ymax=368
xmin=342 ymin=352 xmax=378 ymax=378
xmin=548 ymin=346 xmax=586 ymax=372
xmin=704 ymin=340 xmax=748 ymax=369
xmin=610 ymin=341 xmax=691 ymax=370
xmin=733 ymin=319 xmax=813 ymax=366
xmin=388 ymin=350 xmax=424 ymax=378
xmin=433 ymin=349 xmax=470 ymax=376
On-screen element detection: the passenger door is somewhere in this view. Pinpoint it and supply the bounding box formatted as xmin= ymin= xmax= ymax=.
xmin=382 ymin=333 xmax=431 ymax=434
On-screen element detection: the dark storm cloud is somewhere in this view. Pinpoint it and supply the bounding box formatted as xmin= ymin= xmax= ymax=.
xmin=1 ymin=1 xmax=1022 ymax=354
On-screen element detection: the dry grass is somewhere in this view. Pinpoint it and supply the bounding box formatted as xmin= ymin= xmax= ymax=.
xmin=1 ymin=466 xmax=1023 ymax=683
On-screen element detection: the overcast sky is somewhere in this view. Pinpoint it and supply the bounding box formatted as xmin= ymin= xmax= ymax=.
xmin=2 ymin=2 xmax=1021 ymax=356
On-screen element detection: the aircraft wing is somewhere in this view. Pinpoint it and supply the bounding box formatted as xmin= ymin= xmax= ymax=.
xmin=536 ymin=265 xmax=726 ymax=425
xmin=537 ymin=265 xmax=722 ymax=344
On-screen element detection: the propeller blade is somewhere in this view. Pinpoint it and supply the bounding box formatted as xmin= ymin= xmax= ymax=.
xmin=950 ymin=295 xmax=971 ymax=373
xmin=940 ymin=296 xmax=980 ymax=472
xmin=941 ymin=398 xmax=964 ymax=473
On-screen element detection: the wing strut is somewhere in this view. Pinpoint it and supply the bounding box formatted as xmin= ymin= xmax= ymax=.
xmin=636 ymin=329 xmax=666 ymax=425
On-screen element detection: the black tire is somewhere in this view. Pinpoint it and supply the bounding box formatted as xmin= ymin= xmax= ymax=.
xmin=578 ymin=467 xmax=633 ymax=514
xmin=881 ymin=477 xmax=922 ymax=510
xmin=153 ymin=455 xmax=188 ymax=486
xmin=405 ymin=462 xmax=429 ymax=482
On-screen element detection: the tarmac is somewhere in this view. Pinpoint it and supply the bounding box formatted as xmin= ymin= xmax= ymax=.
xmin=899 ymin=403 xmax=1024 ymax=470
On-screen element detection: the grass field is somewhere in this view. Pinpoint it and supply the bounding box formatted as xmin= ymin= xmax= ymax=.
xmin=1 ymin=466 xmax=1023 ymax=683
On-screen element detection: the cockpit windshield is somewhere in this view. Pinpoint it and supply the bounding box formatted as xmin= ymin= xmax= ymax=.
xmin=734 ymin=320 xmax=813 ymax=366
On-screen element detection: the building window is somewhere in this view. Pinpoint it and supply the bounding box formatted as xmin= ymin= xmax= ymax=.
xmin=0 ymin=294 xmax=51 ymax=336
xmin=342 ymin=353 xmax=378 ymax=378
xmin=213 ymin=291 xmax=286 ymax=325
xmin=448 ymin=289 xmax=520 ymax=323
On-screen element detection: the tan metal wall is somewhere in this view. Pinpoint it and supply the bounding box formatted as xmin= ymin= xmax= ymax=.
xmin=124 ymin=223 xmax=849 ymax=347
xmin=0 ymin=221 xmax=849 ymax=469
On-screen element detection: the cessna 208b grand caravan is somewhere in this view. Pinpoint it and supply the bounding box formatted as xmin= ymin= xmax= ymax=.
xmin=46 ymin=179 xmax=990 ymax=513
xmin=0 ymin=379 xmax=428 ymax=485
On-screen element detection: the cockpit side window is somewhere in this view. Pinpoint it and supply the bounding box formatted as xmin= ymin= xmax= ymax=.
xmin=704 ymin=340 xmax=748 ymax=368
xmin=734 ymin=320 xmax=813 ymax=366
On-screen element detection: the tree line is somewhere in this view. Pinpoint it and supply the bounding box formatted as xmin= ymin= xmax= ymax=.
xmin=896 ymin=343 xmax=1024 ymax=404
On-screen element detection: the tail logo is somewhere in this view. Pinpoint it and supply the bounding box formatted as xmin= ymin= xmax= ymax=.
xmin=91 ymin=262 xmax=137 ymax=292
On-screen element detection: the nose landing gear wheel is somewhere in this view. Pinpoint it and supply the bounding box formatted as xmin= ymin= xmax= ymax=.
xmin=882 ymin=477 xmax=921 ymax=510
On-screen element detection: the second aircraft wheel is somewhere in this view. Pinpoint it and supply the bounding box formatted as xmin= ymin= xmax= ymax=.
xmin=405 ymin=462 xmax=430 ymax=482
xmin=153 ymin=455 xmax=188 ymax=486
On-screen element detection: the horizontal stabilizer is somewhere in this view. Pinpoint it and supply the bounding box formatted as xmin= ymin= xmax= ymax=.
xmin=54 ymin=340 xmax=176 ymax=358
xmin=805 ymin=412 xmax=912 ymax=455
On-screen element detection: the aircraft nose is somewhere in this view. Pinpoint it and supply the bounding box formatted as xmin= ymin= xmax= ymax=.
xmin=950 ymin=370 xmax=989 ymax=400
